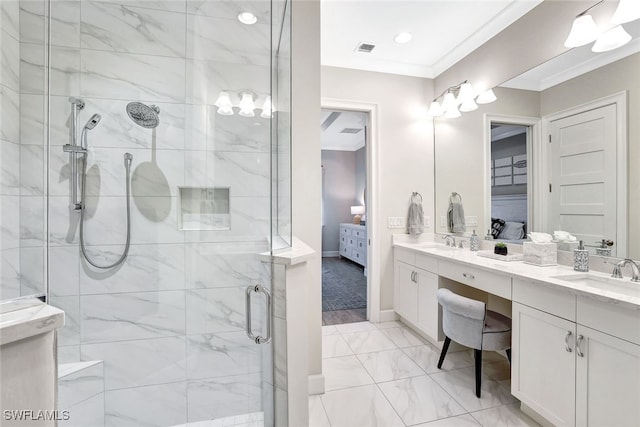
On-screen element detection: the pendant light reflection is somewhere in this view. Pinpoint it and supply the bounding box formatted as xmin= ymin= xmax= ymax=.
xmin=427 ymin=81 xmax=496 ymax=119
xmin=612 ymin=0 xmax=640 ymax=25
xmin=214 ymin=91 xmax=234 ymax=116
xmin=592 ymin=25 xmax=632 ymax=52
xmin=239 ymin=92 xmax=256 ymax=117
xmin=261 ymin=96 xmax=273 ymax=118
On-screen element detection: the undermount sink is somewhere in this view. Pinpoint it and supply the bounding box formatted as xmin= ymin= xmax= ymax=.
xmin=551 ymin=273 xmax=640 ymax=296
xmin=415 ymin=243 xmax=458 ymax=251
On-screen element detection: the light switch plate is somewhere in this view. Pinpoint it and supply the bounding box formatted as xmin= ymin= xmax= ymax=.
xmin=424 ymin=216 xmax=430 ymax=228
xmin=466 ymin=216 xmax=478 ymax=226
xmin=387 ymin=217 xmax=405 ymax=229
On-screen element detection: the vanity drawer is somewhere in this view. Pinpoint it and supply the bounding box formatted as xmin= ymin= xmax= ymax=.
xmin=395 ymin=247 xmax=415 ymax=265
xmin=415 ymin=253 xmax=437 ymax=273
xmin=353 ymin=250 xmax=366 ymax=264
xmin=577 ymin=295 xmax=640 ymax=346
xmin=341 ymin=226 xmax=352 ymax=236
xmin=353 ymin=228 xmax=365 ymax=238
xmin=340 ymin=244 xmax=351 ymax=258
xmin=513 ymin=278 xmax=576 ymax=321
xmin=438 ymin=260 xmax=511 ymax=299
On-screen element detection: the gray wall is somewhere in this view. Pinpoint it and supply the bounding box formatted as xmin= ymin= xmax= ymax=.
xmin=321 ymin=150 xmax=356 ymax=253
xmin=355 ymin=146 xmax=366 ymax=206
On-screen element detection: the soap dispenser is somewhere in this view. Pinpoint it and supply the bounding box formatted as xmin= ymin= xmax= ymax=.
xmin=573 ymin=240 xmax=589 ymax=272
xmin=595 ymin=239 xmax=612 ymax=257
xmin=484 ymin=229 xmax=493 ymax=240
xmin=470 ymin=230 xmax=480 ymax=251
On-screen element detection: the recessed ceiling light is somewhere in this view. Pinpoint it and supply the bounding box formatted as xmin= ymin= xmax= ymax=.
xmin=238 ymin=12 xmax=257 ymax=25
xmin=394 ymin=32 xmax=412 ymax=44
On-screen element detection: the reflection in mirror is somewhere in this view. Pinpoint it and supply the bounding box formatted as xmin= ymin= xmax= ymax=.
xmin=434 ymin=20 xmax=640 ymax=259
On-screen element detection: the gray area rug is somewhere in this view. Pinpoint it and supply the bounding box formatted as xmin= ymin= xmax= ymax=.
xmin=322 ymin=257 xmax=367 ymax=311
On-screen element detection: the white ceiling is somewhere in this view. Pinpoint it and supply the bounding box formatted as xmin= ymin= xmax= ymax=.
xmin=321 ymin=0 xmax=542 ymax=79
xmin=321 ymin=109 xmax=367 ymax=151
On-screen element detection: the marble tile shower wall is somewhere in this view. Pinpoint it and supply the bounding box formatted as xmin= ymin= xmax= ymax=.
xmin=38 ymin=1 xmax=275 ymax=425
xmin=1 ymin=0 xmax=47 ymax=301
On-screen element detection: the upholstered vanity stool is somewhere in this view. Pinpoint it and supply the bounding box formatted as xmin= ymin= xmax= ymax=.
xmin=436 ymin=288 xmax=512 ymax=398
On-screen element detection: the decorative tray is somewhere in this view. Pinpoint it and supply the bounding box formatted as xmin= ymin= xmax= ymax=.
xmin=476 ymin=250 xmax=523 ymax=262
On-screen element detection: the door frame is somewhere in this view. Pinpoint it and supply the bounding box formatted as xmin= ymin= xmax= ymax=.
xmin=321 ymin=98 xmax=380 ymax=322
xmin=541 ymin=91 xmax=628 ymax=257
xmin=484 ymin=114 xmax=541 ymax=233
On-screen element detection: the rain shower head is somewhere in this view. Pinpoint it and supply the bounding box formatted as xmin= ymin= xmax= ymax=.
xmin=126 ymin=102 xmax=160 ymax=128
xmin=84 ymin=114 xmax=102 ymax=130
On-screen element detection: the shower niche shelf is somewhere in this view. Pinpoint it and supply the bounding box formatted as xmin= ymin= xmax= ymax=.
xmin=178 ymin=187 xmax=230 ymax=230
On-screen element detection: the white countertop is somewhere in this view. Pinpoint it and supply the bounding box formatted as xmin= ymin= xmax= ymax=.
xmin=393 ymin=236 xmax=640 ymax=310
xmin=0 ymin=300 xmax=65 ymax=346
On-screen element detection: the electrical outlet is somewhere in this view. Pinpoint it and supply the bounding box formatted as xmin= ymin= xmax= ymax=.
xmin=387 ymin=217 xmax=405 ymax=229
xmin=424 ymin=216 xmax=430 ymax=228
xmin=466 ymin=216 xmax=478 ymax=226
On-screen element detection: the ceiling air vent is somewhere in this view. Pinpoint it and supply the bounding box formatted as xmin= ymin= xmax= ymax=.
xmin=340 ymin=128 xmax=362 ymax=134
xmin=356 ymin=42 xmax=376 ymax=53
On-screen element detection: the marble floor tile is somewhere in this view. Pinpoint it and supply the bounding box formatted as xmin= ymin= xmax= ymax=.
xmin=381 ymin=326 xmax=427 ymax=348
xmin=322 ymin=355 xmax=374 ymax=391
xmin=321 ymin=325 xmax=339 ymax=336
xmin=413 ymin=414 xmax=481 ymax=427
xmin=321 ymin=385 xmax=404 ymax=427
xmin=308 ymin=395 xmax=330 ymax=427
xmin=375 ymin=320 xmax=405 ymax=329
xmin=334 ymin=320 xmax=378 ymax=334
xmin=470 ymin=403 xmax=540 ymax=427
xmin=322 ymin=333 xmax=353 ymax=359
xmin=378 ymin=375 xmax=466 ymax=425
xmin=430 ymin=367 xmax=517 ymax=413
xmin=403 ymin=344 xmax=475 ymax=374
xmin=357 ymin=349 xmax=425 ymax=383
xmin=341 ymin=330 xmax=398 ymax=354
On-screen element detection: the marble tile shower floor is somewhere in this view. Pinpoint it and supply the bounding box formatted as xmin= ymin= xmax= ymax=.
xmin=312 ymin=321 xmax=540 ymax=427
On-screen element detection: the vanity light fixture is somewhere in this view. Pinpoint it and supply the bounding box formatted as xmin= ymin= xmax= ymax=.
xmin=261 ymin=96 xmax=273 ymax=118
xmin=394 ymin=32 xmax=412 ymax=44
xmin=214 ymin=91 xmax=273 ymax=118
xmin=238 ymin=12 xmax=257 ymax=25
xmin=214 ymin=91 xmax=234 ymax=116
xmin=238 ymin=92 xmax=256 ymax=117
xmin=612 ymin=0 xmax=640 ymax=25
xmin=564 ymin=0 xmax=637 ymax=52
xmin=427 ymin=80 xmax=497 ymax=118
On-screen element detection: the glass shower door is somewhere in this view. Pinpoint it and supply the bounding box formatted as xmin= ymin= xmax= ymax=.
xmin=39 ymin=0 xmax=291 ymax=425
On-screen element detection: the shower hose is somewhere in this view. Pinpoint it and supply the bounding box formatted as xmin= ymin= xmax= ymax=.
xmin=79 ymin=151 xmax=133 ymax=269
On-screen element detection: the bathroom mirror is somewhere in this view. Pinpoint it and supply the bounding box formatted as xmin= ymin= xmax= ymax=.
xmin=434 ymin=20 xmax=640 ymax=259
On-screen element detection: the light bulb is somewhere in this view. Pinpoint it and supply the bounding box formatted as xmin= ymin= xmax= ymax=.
xmin=459 ymin=98 xmax=478 ymax=112
xmin=441 ymin=92 xmax=457 ymax=113
xmin=261 ymin=96 xmax=273 ymax=118
xmin=239 ymin=92 xmax=256 ymax=117
xmin=427 ymin=101 xmax=443 ymax=117
xmin=456 ymin=82 xmax=474 ymax=105
xmin=564 ymin=14 xmax=600 ymax=48
xmin=611 ymin=0 xmax=640 ymax=25
xmin=394 ymin=32 xmax=412 ymax=44
xmin=214 ymin=91 xmax=234 ymax=116
xmin=592 ymin=25 xmax=632 ymax=52
xmin=476 ymin=89 xmax=497 ymax=104
xmin=444 ymin=105 xmax=461 ymax=119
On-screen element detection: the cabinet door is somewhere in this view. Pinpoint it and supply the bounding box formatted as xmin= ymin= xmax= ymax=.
xmin=512 ymin=302 xmax=576 ymax=427
xmin=417 ymin=269 xmax=439 ymax=341
xmin=576 ymin=325 xmax=640 ymax=427
xmin=395 ymin=262 xmax=418 ymax=324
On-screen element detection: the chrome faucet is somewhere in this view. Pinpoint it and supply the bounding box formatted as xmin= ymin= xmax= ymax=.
xmin=615 ymin=259 xmax=640 ymax=282
xmin=442 ymin=235 xmax=456 ymax=247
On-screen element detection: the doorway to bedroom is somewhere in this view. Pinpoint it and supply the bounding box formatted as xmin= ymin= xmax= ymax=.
xmin=490 ymin=123 xmax=530 ymax=242
xmin=321 ymin=109 xmax=369 ymax=325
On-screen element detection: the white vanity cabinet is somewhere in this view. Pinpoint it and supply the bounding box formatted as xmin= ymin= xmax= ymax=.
xmin=512 ymin=279 xmax=640 ymax=427
xmin=394 ymin=248 xmax=439 ymax=339
xmin=339 ymin=223 xmax=367 ymax=268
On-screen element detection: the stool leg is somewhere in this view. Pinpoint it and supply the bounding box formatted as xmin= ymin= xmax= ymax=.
xmin=474 ymin=349 xmax=482 ymax=398
xmin=506 ymin=348 xmax=511 ymax=364
xmin=437 ymin=337 xmax=451 ymax=369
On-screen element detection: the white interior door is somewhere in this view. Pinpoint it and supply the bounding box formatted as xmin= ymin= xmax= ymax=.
xmin=549 ymin=104 xmax=617 ymax=255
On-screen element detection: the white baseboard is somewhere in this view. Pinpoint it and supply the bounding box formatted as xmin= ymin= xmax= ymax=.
xmin=308 ymin=374 xmax=325 ymax=395
xmin=378 ymin=309 xmax=399 ymax=323
xmin=322 ymin=251 xmax=339 ymax=258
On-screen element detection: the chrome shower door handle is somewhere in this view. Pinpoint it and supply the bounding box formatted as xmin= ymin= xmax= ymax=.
xmin=245 ymin=284 xmax=272 ymax=344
